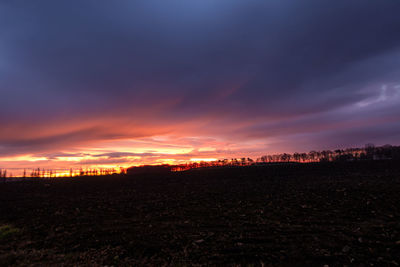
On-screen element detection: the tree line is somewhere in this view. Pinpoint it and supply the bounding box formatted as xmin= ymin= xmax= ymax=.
xmin=1 ymin=144 xmax=400 ymax=178
xmin=171 ymin=144 xmax=400 ymax=171
xmin=0 ymin=167 xmax=125 ymax=179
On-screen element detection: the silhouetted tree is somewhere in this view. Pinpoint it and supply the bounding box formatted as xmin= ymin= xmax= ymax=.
xmin=0 ymin=169 xmax=5 ymax=183
xmin=365 ymin=143 xmax=375 ymax=160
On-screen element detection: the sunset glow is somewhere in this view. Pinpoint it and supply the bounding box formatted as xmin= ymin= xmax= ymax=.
xmin=190 ymin=158 xmax=218 ymax=162
xmin=1 ymin=1 xmax=400 ymax=176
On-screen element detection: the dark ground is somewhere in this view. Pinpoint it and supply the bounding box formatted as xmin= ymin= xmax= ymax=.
xmin=1 ymin=161 xmax=400 ymax=266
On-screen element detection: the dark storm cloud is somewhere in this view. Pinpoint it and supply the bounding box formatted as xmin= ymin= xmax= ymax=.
xmin=93 ymin=152 xmax=156 ymax=158
xmin=38 ymin=152 xmax=90 ymax=160
xmin=1 ymin=0 xmax=400 ymax=159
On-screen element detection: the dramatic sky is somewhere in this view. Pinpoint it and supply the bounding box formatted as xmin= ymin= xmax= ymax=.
xmin=1 ymin=0 xmax=400 ymax=174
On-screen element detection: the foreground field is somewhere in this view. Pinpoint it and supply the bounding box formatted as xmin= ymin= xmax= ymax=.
xmin=1 ymin=161 xmax=400 ymax=266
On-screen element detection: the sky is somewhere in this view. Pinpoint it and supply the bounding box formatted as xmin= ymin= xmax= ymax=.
xmin=1 ymin=0 xmax=400 ymax=175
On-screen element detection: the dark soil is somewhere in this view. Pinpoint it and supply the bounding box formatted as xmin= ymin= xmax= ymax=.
xmin=1 ymin=161 xmax=400 ymax=266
